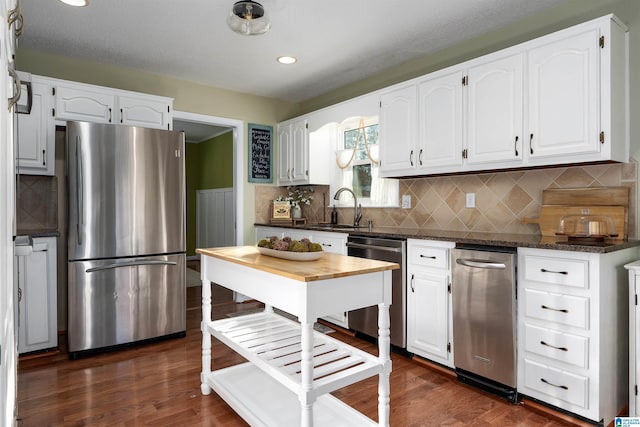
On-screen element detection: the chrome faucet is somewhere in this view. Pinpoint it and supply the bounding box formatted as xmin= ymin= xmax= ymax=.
xmin=333 ymin=187 xmax=362 ymax=226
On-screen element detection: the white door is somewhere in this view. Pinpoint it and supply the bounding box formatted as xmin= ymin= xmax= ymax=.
xmin=466 ymin=53 xmax=524 ymax=165
xmin=418 ymin=70 xmax=464 ymax=171
xmin=527 ymin=28 xmax=600 ymax=159
xmin=290 ymin=119 xmax=308 ymax=184
xmin=17 ymin=238 xmax=57 ymax=354
xmin=54 ymin=84 xmax=115 ymax=123
xmin=379 ymin=84 xmax=417 ymax=174
xmin=118 ymin=96 xmax=171 ymax=130
xmin=277 ymin=124 xmax=292 ymax=184
xmin=16 ymin=80 xmax=54 ymax=175
xmin=197 ymin=188 xmax=235 ymax=249
xmin=407 ymin=270 xmax=450 ymax=364
xmin=1 ymin=11 xmax=17 ymax=426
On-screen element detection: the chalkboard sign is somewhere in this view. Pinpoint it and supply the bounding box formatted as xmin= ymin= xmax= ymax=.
xmin=248 ymin=123 xmax=273 ymax=183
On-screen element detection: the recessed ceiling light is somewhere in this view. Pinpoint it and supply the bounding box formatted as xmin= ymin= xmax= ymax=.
xmin=277 ymin=56 xmax=297 ymax=65
xmin=59 ymin=0 xmax=88 ymax=6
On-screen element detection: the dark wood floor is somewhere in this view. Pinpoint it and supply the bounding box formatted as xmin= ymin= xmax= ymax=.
xmin=17 ymin=283 xmax=578 ymax=426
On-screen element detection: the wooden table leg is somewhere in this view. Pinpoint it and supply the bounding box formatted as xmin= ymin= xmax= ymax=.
xmin=200 ymin=277 xmax=212 ymax=395
xmin=378 ymin=302 xmax=391 ymax=427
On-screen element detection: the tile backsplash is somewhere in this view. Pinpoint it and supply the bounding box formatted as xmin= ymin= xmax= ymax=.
xmin=16 ymin=175 xmax=58 ymax=232
xmin=255 ymin=161 xmax=638 ymax=238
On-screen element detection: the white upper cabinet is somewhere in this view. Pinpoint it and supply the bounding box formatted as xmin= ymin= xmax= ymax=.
xmin=54 ymin=84 xmax=116 ymax=124
xmin=16 ymin=76 xmax=55 ymax=175
xmin=378 ymin=84 xmax=417 ymax=173
xmin=53 ymin=79 xmax=173 ymax=130
xmin=117 ymin=95 xmax=172 ymax=130
xmin=418 ymin=70 xmax=463 ymax=171
xmin=277 ymin=118 xmax=309 ymax=185
xmin=526 ymin=20 xmax=625 ymax=163
xmin=379 ymin=14 xmax=627 ymax=177
xmin=466 ymin=52 xmax=523 ymax=166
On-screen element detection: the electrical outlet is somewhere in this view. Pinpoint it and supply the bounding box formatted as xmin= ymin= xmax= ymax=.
xmin=466 ymin=193 xmax=475 ymax=208
xmin=402 ymin=194 xmax=411 ymax=209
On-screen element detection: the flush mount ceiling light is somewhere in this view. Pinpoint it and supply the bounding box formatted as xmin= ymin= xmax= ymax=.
xmin=227 ymin=1 xmax=271 ymax=36
xmin=277 ymin=56 xmax=297 ymax=65
xmin=58 ymin=0 xmax=88 ymax=6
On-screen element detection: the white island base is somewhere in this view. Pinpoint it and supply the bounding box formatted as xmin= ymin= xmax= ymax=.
xmin=197 ymin=246 xmax=397 ymax=427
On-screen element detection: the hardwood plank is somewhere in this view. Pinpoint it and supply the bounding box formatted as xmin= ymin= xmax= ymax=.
xmin=17 ymin=287 xmax=578 ymax=426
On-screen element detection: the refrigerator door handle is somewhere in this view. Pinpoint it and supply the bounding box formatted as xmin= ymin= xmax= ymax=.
xmin=76 ymin=135 xmax=83 ymax=246
xmin=85 ymin=259 xmax=178 ymax=273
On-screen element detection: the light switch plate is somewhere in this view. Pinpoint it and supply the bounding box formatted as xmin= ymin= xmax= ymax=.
xmin=466 ymin=193 xmax=475 ymax=208
xmin=402 ymin=194 xmax=411 ymax=209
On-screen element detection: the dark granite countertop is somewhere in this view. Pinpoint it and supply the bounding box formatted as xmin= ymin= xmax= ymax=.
xmin=255 ymin=223 xmax=640 ymax=254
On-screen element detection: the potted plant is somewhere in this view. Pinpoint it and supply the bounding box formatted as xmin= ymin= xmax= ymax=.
xmin=276 ymin=186 xmax=314 ymax=219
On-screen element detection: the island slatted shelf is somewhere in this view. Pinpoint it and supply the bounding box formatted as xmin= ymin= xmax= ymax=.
xmin=197 ymin=246 xmax=398 ymax=427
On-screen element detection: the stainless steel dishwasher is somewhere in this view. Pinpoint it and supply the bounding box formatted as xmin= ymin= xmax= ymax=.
xmin=346 ymin=235 xmax=406 ymax=349
xmin=451 ymin=245 xmax=517 ymax=402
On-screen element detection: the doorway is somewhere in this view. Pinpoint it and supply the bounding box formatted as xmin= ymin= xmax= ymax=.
xmin=172 ymin=111 xmax=244 ymax=255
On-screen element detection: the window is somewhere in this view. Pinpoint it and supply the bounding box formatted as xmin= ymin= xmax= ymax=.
xmin=334 ymin=117 xmax=398 ymax=207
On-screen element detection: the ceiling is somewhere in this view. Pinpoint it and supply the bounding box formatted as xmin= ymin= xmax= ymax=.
xmin=19 ymin=0 xmax=570 ymax=105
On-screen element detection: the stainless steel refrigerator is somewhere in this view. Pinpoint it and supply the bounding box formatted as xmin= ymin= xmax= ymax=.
xmin=66 ymin=121 xmax=186 ymax=357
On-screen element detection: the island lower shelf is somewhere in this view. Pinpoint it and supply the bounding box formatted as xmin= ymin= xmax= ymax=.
xmin=204 ymin=363 xmax=377 ymax=426
xmin=205 ymin=311 xmax=384 ymax=397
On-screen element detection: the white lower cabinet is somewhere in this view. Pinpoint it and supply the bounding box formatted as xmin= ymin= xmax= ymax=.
xmin=625 ymin=261 xmax=640 ymax=416
xmin=406 ymin=239 xmax=454 ymax=368
xmin=518 ymin=247 xmax=638 ymax=425
xmin=15 ymin=237 xmax=57 ymax=354
xmin=254 ymin=226 xmax=349 ymax=328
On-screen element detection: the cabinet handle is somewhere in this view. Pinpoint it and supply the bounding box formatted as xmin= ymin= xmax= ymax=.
xmin=529 ymin=133 xmax=534 ymax=155
xmin=42 ymin=150 xmax=45 ymax=166
xmin=540 ymin=341 xmax=568 ymax=352
xmin=17 ymin=287 xmax=22 ymax=302
xmin=420 ymin=254 xmax=436 ymax=259
xmin=540 ymin=268 xmax=568 ymax=275
xmin=287 ymin=169 xmax=291 ymax=179
xmin=541 ymin=304 xmax=568 ymax=314
xmin=540 ymin=378 xmax=568 ymax=390
xmin=291 ymin=168 xmax=294 ymax=178
xmin=514 ymin=136 xmax=519 ymax=157
xmin=410 ymin=274 xmax=415 ymax=292
xmin=409 ymin=150 xmax=414 ymax=167
xmin=419 ymin=149 xmax=423 ymax=166
xmin=120 ymin=108 xmax=123 ymax=123
xmin=108 ymin=108 xmax=112 ymax=123
xmin=321 ymin=243 xmax=332 ymax=247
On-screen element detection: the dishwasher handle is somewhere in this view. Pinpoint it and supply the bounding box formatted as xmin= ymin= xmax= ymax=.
xmin=346 ymin=242 xmax=403 ymax=253
xmin=455 ymin=258 xmax=506 ymax=270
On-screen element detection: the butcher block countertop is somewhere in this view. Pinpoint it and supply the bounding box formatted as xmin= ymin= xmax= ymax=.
xmin=196 ymin=245 xmax=399 ymax=282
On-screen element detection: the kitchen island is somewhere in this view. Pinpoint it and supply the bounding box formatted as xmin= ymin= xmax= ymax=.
xmin=196 ymin=246 xmax=399 ymax=427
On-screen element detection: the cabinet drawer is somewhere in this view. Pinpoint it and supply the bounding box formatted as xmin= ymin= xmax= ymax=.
xmin=523 ymin=255 xmax=588 ymax=289
xmin=313 ymin=236 xmax=346 ymax=254
xmin=409 ymin=245 xmax=449 ymax=269
xmin=523 ymin=359 xmax=588 ymax=409
xmin=524 ymin=289 xmax=589 ymax=329
xmin=524 ymin=323 xmax=588 ymax=368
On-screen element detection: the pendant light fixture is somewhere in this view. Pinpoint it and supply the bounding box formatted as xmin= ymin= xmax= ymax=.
xmin=227 ymin=1 xmax=271 ymax=36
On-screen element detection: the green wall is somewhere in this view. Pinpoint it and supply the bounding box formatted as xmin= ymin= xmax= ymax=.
xmin=185 ymin=131 xmax=234 ymax=255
